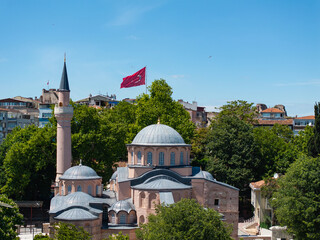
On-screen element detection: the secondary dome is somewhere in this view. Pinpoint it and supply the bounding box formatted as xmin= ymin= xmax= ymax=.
xmin=109 ymin=199 xmax=135 ymax=213
xmin=60 ymin=164 xmax=101 ymax=180
xmin=132 ymin=124 xmax=186 ymax=145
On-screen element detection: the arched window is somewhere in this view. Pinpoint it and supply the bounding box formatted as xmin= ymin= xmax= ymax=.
xmin=170 ymin=152 xmax=175 ymax=165
xmin=61 ymin=185 xmax=64 ymax=195
xmin=96 ymin=185 xmax=100 ymax=195
xmin=88 ymin=185 xmax=92 ymax=196
xmin=131 ymin=151 xmax=134 ymax=164
xmin=119 ymin=213 xmax=127 ymax=224
xmin=129 ymin=214 xmax=136 ymax=224
xmin=111 ymin=212 xmax=116 ymax=224
xmin=147 ymin=152 xmax=153 ymax=165
xmin=77 ymin=185 xmax=82 ymax=192
xmin=137 ymin=151 xmax=142 ymax=164
xmin=159 ymin=152 xmax=164 ymax=165
xmin=180 ymin=152 xmax=184 ymax=165
xmin=67 ymin=185 xmax=72 ymax=194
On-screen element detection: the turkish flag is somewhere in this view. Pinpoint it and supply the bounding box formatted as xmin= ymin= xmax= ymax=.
xmin=121 ymin=67 xmax=146 ymax=88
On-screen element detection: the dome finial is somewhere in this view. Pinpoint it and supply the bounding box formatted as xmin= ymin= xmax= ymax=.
xmin=64 ymin=52 xmax=66 ymax=63
xmin=79 ymin=159 xmax=82 ymax=166
xmin=157 ymin=117 xmax=160 ymax=124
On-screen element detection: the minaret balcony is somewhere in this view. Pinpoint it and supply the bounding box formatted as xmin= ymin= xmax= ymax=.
xmin=54 ymin=106 xmax=74 ymax=115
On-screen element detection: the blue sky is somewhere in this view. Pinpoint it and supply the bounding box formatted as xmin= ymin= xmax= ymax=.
xmin=0 ymin=0 xmax=319 ymax=116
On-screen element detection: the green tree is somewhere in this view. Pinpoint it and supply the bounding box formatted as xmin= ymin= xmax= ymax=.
xmin=34 ymin=234 xmax=53 ymax=239
xmin=136 ymin=199 xmax=232 ymax=240
xmin=253 ymin=124 xmax=295 ymax=176
xmin=308 ymin=102 xmax=320 ymax=157
xmin=191 ymin=127 xmax=209 ymax=169
xmin=106 ymin=232 xmax=129 ymax=240
xmin=293 ymin=125 xmax=314 ymax=155
xmin=0 ymin=194 xmax=23 ymax=240
xmin=217 ymin=100 xmax=258 ymax=124
xmin=272 ymin=155 xmax=320 ymax=240
xmin=0 ymin=125 xmax=56 ymax=200
xmin=206 ymin=116 xmax=261 ymax=195
xmin=136 ymin=79 xmax=195 ymax=143
xmin=53 ymin=222 xmax=91 ymax=240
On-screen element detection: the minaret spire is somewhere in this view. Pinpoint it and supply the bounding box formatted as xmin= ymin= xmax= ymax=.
xmin=59 ymin=54 xmax=70 ymax=92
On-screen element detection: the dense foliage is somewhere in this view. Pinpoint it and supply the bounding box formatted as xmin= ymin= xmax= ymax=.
xmin=206 ymin=116 xmax=261 ymax=195
xmin=272 ymin=155 xmax=320 ymax=240
xmin=308 ymin=102 xmax=320 ymax=157
xmin=136 ymin=199 xmax=232 ymax=240
xmin=0 ymin=79 xmax=195 ymax=201
xmin=0 ymin=194 xmax=23 ymax=240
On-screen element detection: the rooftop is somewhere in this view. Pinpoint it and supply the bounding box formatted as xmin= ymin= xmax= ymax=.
xmin=261 ymin=108 xmax=284 ymax=113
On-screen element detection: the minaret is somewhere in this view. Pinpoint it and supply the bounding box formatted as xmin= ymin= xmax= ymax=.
xmin=54 ymin=55 xmax=73 ymax=183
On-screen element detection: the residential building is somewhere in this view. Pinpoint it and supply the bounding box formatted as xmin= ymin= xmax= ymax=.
xmin=255 ymin=106 xmax=293 ymax=130
xmin=293 ymin=115 xmax=315 ymax=135
xmin=249 ymin=180 xmax=273 ymax=226
xmin=178 ymin=100 xmax=207 ymax=127
xmin=76 ymin=94 xmax=119 ymax=108
xmin=0 ymin=108 xmax=36 ymax=143
xmin=39 ymin=104 xmax=53 ymax=128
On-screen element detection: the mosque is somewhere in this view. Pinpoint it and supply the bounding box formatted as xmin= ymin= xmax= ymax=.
xmin=48 ymin=59 xmax=239 ymax=239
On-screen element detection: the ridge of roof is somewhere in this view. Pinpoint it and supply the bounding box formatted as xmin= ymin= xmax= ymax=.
xmin=261 ymin=108 xmax=284 ymax=113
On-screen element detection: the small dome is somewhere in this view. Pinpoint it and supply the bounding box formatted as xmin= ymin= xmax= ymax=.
xmin=109 ymin=199 xmax=135 ymax=213
xmin=193 ymin=170 xmax=215 ymax=181
xmin=55 ymin=208 xmax=98 ymax=221
xmin=60 ymin=165 xmax=101 ymax=180
xmin=132 ymin=124 xmax=186 ymax=145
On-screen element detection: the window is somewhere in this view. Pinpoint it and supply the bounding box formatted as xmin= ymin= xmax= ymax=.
xmin=180 ymin=152 xmax=184 ymax=165
xmin=147 ymin=152 xmax=152 ymax=165
xmin=214 ymin=199 xmax=220 ymax=206
xmin=119 ymin=214 xmax=126 ymax=224
xmin=67 ymin=185 xmax=71 ymax=194
xmin=77 ymin=185 xmax=82 ymax=192
xmin=186 ymin=154 xmax=189 ymax=165
xmin=137 ymin=151 xmax=142 ymax=164
xmin=170 ymin=152 xmax=175 ymax=165
xmin=96 ymin=185 xmax=100 ymax=195
xmin=88 ymin=185 xmax=92 ymax=196
xmin=131 ymin=151 xmax=134 ymax=164
xmin=111 ymin=213 xmax=116 ymax=224
xmin=129 ymin=214 xmax=135 ymax=224
xmin=159 ymin=152 xmax=164 ymax=165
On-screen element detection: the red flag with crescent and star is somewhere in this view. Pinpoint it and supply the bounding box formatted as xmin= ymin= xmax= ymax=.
xmin=121 ymin=67 xmax=146 ymax=88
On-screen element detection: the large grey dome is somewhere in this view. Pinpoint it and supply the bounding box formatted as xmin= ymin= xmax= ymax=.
xmin=132 ymin=124 xmax=186 ymax=145
xmin=60 ymin=165 xmax=101 ymax=180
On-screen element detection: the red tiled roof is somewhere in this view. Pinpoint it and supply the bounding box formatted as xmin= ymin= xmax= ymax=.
xmin=295 ymin=115 xmax=315 ymax=120
xmin=250 ymin=180 xmax=265 ymax=189
xmin=257 ymin=119 xmax=293 ymax=125
xmin=261 ymin=108 xmax=283 ymax=113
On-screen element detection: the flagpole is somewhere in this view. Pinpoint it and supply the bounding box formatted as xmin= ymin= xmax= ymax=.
xmin=145 ymin=66 xmax=147 ymax=94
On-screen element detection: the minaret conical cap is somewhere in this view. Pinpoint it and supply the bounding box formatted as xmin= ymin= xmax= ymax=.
xmin=59 ymin=55 xmax=70 ymax=91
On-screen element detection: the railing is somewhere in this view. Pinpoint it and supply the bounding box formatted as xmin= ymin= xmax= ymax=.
xmin=244 ymin=216 xmax=255 ymax=223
